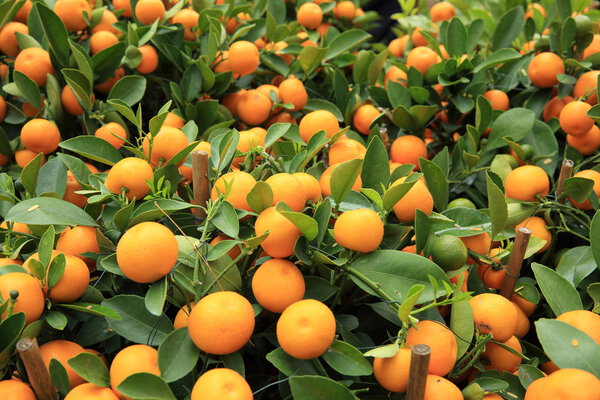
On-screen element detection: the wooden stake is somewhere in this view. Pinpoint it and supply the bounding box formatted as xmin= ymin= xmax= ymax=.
xmin=555 ymin=159 xmax=574 ymax=203
xmin=406 ymin=344 xmax=431 ymax=400
xmin=500 ymin=227 xmax=532 ymax=300
xmin=17 ymin=338 xmax=55 ymax=400
xmin=191 ymin=151 xmax=210 ymax=220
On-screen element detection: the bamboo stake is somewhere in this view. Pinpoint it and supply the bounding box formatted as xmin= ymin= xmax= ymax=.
xmin=406 ymin=344 xmax=431 ymax=400
xmin=500 ymin=227 xmax=532 ymax=300
xmin=191 ymin=151 xmax=210 ymax=221
xmin=555 ymin=159 xmax=574 ymax=203
xmin=16 ymin=338 xmax=55 ymax=400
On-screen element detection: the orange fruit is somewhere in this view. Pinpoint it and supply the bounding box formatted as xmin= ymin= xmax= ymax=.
xmin=559 ymin=100 xmax=594 ymax=136
xmin=373 ymin=347 xmax=412 ymax=392
xmin=319 ymin=163 xmax=362 ymax=197
xmin=14 ymin=47 xmax=54 ymax=86
xmin=390 ymin=135 xmax=428 ymax=168
xmin=113 ymin=0 xmax=132 ymax=17
xmin=333 ymin=1 xmax=355 ymax=20
xmin=482 ymin=335 xmax=522 ymax=372
xmin=109 ymin=345 xmax=160 ymax=397
xmin=405 ymin=320 xmax=458 ymax=376
xmin=353 ymin=104 xmax=380 ymax=135
xmin=0 ymin=96 xmax=6 ymax=123
xmin=95 ymin=122 xmax=127 ymax=149
xmin=56 ymin=225 xmax=100 ymax=269
xmin=297 ymin=2 xmax=323 ymax=30
xmin=63 ymin=171 xmax=87 ymax=208
xmin=574 ymin=70 xmax=599 ymax=104
xmin=543 ymin=96 xmax=573 ymax=121
xmin=583 ymin=34 xmax=600 ymax=60
xmin=391 ymin=177 xmax=434 ymax=222
xmin=528 ymin=52 xmax=564 ymax=88
xmin=299 ymin=110 xmax=340 ymax=142
xmin=406 ymin=46 xmax=440 ymax=75
xmin=430 ymin=1 xmax=455 ymax=22
xmin=61 ymin=86 xmax=83 ymax=116
xmin=173 ymin=303 xmax=194 ymax=329
xmin=163 ymin=111 xmax=186 ymax=129
xmin=252 ymin=258 xmax=305 ymax=313
xmin=211 ymin=170 xmax=256 ymax=211
xmin=92 ymin=9 xmax=120 ymax=34
xmin=469 ymin=293 xmax=518 ymax=342
xmin=53 ymin=0 xmax=91 ymax=32
xmin=136 ymin=44 xmax=159 ymax=74
xmin=512 ymin=293 xmax=536 ymax=317
xmin=556 ymin=309 xmax=600 ymax=345
xmin=210 ymin=235 xmax=242 ymax=261
xmin=21 ymin=122 xmax=56 ymax=155
xmin=0 ymin=22 xmax=28 ymax=57
xmin=188 ymin=291 xmax=255 ymax=355
xmin=255 ymin=206 xmax=302 ymax=258
xmin=229 ymin=41 xmax=260 ymax=76
xmin=505 ymin=165 xmax=549 ymax=201
xmin=94 ymin=67 xmax=125 ymax=93
xmin=191 ymin=368 xmax=253 ymax=400
xmin=568 ymin=170 xmax=600 ymax=209
xmin=0 ymin=258 xmax=23 ymax=266
xmin=0 ymin=272 xmax=44 ymax=324
xmin=276 ymin=299 xmax=336 ymax=359
xmin=172 ymin=8 xmax=199 ymax=40
xmin=483 ymin=394 xmax=504 ymax=400
xmin=278 ymin=77 xmax=308 ymax=111
xmin=265 ymin=173 xmax=306 ymax=212
xmin=116 ymin=222 xmax=178 ymax=283
xmin=535 ymin=368 xmax=600 ymax=400
xmin=0 ymin=380 xmax=36 ymax=400
xmin=411 ymin=26 xmax=438 ymax=47
xmin=524 ymin=376 xmax=547 ymax=400
xmin=142 ymin=125 xmax=189 ymax=166
xmin=333 ymin=208 xmax=384 ymax=253
xmin=15 ymin=150 xmax=44 ymax=168
xmin=483 ymin=90 xmax=510 ymax=111
xmin=567 ymin=125 xmax=600 ymax=155
xmin=39 ymin=340 xmax=85 ymax=388
xmin=104 ymin=157 xmax=154 ymax=200
xmin=89 ymin=31 xmax=119 ymax=55
xmin=293 ymin=172 xmax=322 ymax=203
xmin=328 ymin=138 xmax=366 ymax=165
xmin=135 ymin=0 xmax=165 ymax=25
xmin=525 ymin=3 xmax=546 ymax=18
xmin=515 ymin=216 xmax=551 ymax=253
xmin=423 ymin=375 xmax=463 ymax=400
xmin=236 ymin=89 xmax=272 ymax=126
xmin=513 ymin=303 xmax=531 ymax=338
xmin=64 ymin=383 xmax=119 ymax=400
xmin=388 ymin=35 xmax=409 ymax=58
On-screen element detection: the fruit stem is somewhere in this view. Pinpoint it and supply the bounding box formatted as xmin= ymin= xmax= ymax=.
xmin=344 ymin=266 xmax=398 ymax=307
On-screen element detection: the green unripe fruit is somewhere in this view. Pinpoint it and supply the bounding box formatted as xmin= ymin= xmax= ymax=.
xmin=430 ymin=235 xmax=468 ymax=271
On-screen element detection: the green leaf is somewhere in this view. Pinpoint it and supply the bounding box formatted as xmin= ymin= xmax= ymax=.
xmin=492 ymin=6 xmax=525 ymax=51
xmin=298 ymin=46 xmax=327 ymax=75
xmin=382 ymin=173 xmax=422 ymax=211
xmin=108 ymin=75 xmax=147 ymax=106
xmin=531 ymin=263 xmax=583 ymax=316
xmin=145 ymin=277 xmax=167 ymax=316
xmin=59 ymin=136 xmax=123 ymax=166
xmin=518 ymin=364 xmax=545 ymax=389
xmin=57 ymin=302 xmax=121 ymax=319
xmin=472 ymin=48 xmax=522 ymax=74
xmin=486 ymin=172 xmax=508 ymax=240
xmin=562 ymin=177 xmax=595 ymax=203
xmin=158 ymin=328 xmax=201 ymax=383
xmin=211 ymin=201 xmax=239 ymax=239
xmin=49 ymin=358 xmax=70 ymax=396
xmin=101 ymin=295 xmax=174 ymax=346
xmin=107 ymin=99 xmax=140 ymax=128
xmin=20 ymin=152 xmax=44 ymax=196
xmin=486 ymin=108 xmax=535 ymax=151
xmin=289 ymin=375 xmax=358 ymax=400
xmin=331 ymin=159 xmax=363 ymax=204
xmin=325 ymin=29 xmax=372 ymax=60
xmin=322 ymin=340 xmax=373 ymax=376
xmin=363 ymin=343 xmax=399 ymax=358
xmin=5 ymin=197 xmax=98 ymax=226
xmin=397 ymin=284 xmax=424 ymax=323
xmin=446 ymin=17 xmax=467 ymax=57
xmin=117 ymin=373 xmax=176 ymax=400
xmin=127 ymin=199 xmax=193 ymax=227
xmin=67 ymin=352 xmax=110 ymax=387
xmin=45 ymin=310 xmax=67 ymax=330
xmin=69 ymin=41 xmax=94 ymax=85
xmin=420 ymin=158 xmax=448 ymax=211
xmin=451 ymin=300 xmax=474 ymax=359
xmin=592 ymin=211 xmax=600 ymax=268
xmin=303 ymin=98 xmax=344 ymax=121
xmin=361 ymin=136 xmax=389 ymax=194
xmin=0 ymin=313 xmax=26 ymax=369
xmin=47 ymin=253 xmax=66 ymax=289
xmin=536 ymin=319 xmax=600 ymax=377
xmin=36 ymin=156 xmax=67 ymax=197
xmin=246 ymin=181 xmax=273 ymax=214
xmin=349 ymin=250 xmax=450 ymax=303
xmin=13 ymin=71 xmax=42 ymax=111
xmin=62 ymin=68 xmax=92 ymax=112
xmin=588 ymin=283 xmax=600 ymax=313
xmin=34 ymin=3 xmax=70 ymax=65
xmin=276 ymin=203 xmax=318 ymax=241
xmin=556 ymin=246 xmax=597 ymax=287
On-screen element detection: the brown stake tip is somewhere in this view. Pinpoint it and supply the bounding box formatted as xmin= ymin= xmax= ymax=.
xmin=516 ymin=227 xmax=532 ymax=236
xmin=562 ymin=159 xmax=574 ymax=167
xmin=16 ymin=338 xmax=33 ymax=352
xmin=411 ymin=344 xmax=431 ymax=356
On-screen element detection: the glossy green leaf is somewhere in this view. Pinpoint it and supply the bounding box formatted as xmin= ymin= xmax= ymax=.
xmin=59 ymin=136 xmax=123 ymax=166
xmin=532 ymin=263 xmax=583 ymax=316
xmin=5 ymin=197 xmax=98 ymax=226
xmin=158 ymin=328 xmax=201 ymax=383
xmin=68 ymin=352 xmax=110 ymax=387
xmin=322 ymin=340 xmax=373 ymax=376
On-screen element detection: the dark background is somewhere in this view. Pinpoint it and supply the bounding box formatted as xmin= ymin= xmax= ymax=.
xmin=363 ymin=0 xmax=402 ymax=42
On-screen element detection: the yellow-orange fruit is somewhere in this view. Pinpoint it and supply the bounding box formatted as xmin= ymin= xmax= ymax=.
xmin=251 ymin=258 xmax=305 ymax=313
